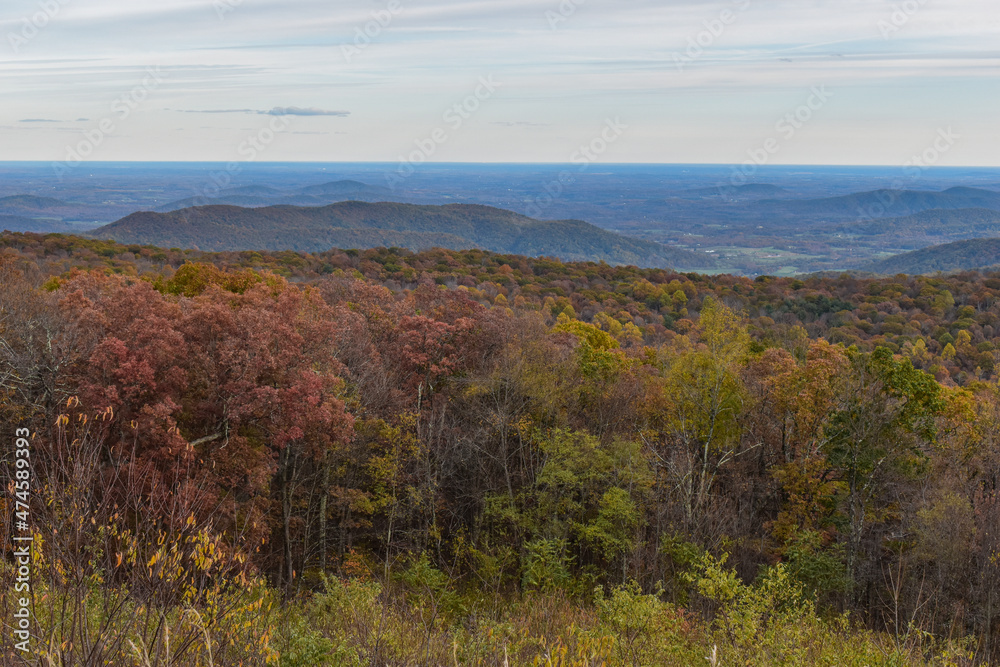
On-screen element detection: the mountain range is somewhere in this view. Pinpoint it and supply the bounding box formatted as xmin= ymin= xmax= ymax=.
xmin=7 ymin=174 xmax=1000 ymax=275
xmin=0 ymin=180 xmax=405 ymax=234
xmin=821 ymin=208 xmax=1000 ymax=251
xmin=91 ymin=201 xmax=714 ymax=269
xmin=865 ymin=238 xmax=1000 ymax=274
xmin=155 ymin=180 xmax=395 ymax=212
xmin=753 ymin=186 xmax=1000 ymax=220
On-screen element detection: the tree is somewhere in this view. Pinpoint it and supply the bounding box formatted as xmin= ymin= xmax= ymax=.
xmin=647 ymin=299 xmax=750 ymax=538
xmin=823 ymin=347 xmax=942 ymax=601
xmin=48 ymin=272 xmax=356 ymax=591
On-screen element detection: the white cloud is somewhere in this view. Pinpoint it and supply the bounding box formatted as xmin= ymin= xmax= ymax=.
xmin=172 ymin=107 xmax=350 ymax=117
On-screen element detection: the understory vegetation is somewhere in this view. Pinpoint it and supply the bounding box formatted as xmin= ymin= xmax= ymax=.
xmin=3 ymin=238 xmax=1000 ymax=664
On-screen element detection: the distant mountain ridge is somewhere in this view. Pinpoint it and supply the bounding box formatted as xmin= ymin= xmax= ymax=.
xmin=0 ymin=196 xmax=92 ymax=233
xmin=155 ymin=179 xmax=394 ymax=212
xmin=824 ymin=208 xmax=1000 ymax=249
xmin=91 ymin=201 xmax=714 ymax=269
xmin=865 ymin=238 xmax=1000 ymax=274
xmin=0 ymin=214 xmax=77 ymax=233
xmin=754 ymin=186 xmax=1000 ymax=220
xmin=0 ymin=195 xmax=72 ymax=215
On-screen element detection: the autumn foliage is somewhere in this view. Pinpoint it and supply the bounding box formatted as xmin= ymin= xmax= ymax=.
xmin=3 ymin=241 xmax=1000 ymax=664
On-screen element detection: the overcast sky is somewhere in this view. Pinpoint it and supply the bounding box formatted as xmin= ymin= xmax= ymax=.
xmin=1 ymin=0 xmax=998 ymax=165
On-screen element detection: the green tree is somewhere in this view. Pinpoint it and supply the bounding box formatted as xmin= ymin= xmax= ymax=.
xmin=824 ymin=347 xmax=943 ymax=594
xmin=649 ymin=299 xmax=750 ymax=532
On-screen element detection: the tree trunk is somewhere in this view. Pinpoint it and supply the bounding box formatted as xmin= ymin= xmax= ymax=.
xmin=319 ymin=454 xmax=329 ymax=572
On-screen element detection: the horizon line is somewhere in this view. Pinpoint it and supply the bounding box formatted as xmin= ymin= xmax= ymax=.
xmin=1 ymin=161 xmax=1000 ymax=169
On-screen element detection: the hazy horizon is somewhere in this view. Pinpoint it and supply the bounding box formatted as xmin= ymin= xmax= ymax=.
xmin=3 ymin=161 xmax=1000 ymax=169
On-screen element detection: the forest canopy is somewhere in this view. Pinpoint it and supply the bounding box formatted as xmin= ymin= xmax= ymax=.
xmin=3 ymin=232 xmax=1000 ymax=665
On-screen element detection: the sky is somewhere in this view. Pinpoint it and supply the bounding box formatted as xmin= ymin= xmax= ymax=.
xmin=1 ymin=0 xmax=998 ymax=166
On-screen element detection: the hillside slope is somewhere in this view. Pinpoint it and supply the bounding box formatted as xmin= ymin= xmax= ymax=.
xmin=0 ymin=214 xmax=78 ymax=233
xmin=92 ymin=201 xmax=714 ymax=268
xmin=754 ymin=186 xmax=1000 ymax=220
xmin=825 ymin=208 xmax=1000 ymax=250
xmin=866 ymin=238 xmax=1000 ymax=274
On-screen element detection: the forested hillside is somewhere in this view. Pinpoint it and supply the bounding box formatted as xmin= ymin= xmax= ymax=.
xmin=754 ymin=186 xmax=1000 ymax=219
xmin=867 ymin=237 xmax=1000 ymax=274
xmin=3 ymin=232 xmax=1000 ymax=664
xmin=90 ymin=201 xmax=713 ymax=269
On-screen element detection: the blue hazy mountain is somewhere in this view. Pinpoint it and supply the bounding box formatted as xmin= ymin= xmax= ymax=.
xmin=4 ymin=161 xmax=1000 ymax=274
xmin=865 ymin=238 xmax=1000 ymax=274
xmin=753 ymin=186 xmax=1000 ymax=220
xmin=90 ymin=201 xmax=716 ymax=269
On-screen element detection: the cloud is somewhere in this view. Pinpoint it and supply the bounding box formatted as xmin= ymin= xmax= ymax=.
xmin=172 ymin=109 xmax=258 ymax=114
xmin=2 ymin=0 xmax=998 ymax=163
xmin=266 ymin=107 xmax=350 ymax=117
xmin=492 ymin=121 xmax=550 ymax=127
xmin=170 ymin=107 xmax=349 ymax=117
